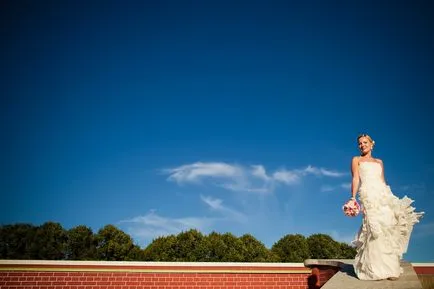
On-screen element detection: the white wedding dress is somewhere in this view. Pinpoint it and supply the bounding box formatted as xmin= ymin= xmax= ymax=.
xmin=353 ymin=161 xmax=424 ymax=280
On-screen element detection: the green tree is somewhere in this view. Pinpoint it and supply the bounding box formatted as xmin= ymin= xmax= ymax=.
xmin=143 ymin=235 xmax=178 ymax=261
xmin=202 ymin=231 xmax=227 ymax=262
xmin=65 ymin=225 xmax=97 ymax=260
xmin=95 ymin=225 xmax=137 ymax=261
xmin=173 ymin=229 xmax=207 ymax=261
xmin=126 ymin=244 xmax=146 ymax=261
xmin=338 ymin=242 xmax=357 ymax=259
xmin=0 ymin=221 xmax=358 ymax=262
xmin=220 ymin=232 xmax=245 ymax=262
xmin=28 ymin=222 xmax=67 ymax=260
xmin=240 ymin=233 xmax=275 ymax=262
xmin=0 ymin=224 xmax=37 ymax=259
xmin=271 ymin=234 xmax=310 ymax=262
xmin=307 ymin=234 xmax=341 ymax=259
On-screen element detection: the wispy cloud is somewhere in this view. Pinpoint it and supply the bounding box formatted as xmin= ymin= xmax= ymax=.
xmin=164 ymin=162 xmax=346 ymax=194
xmin=320 ymin=182 xmax=351 ymax=193
xmin=340 ymin=182 xmax=351 ymax=190
xmin=301 ymin=165 xmax=347 ymax=177
xmin=272 ymin=170 xmax=300 ymax=184
xmin=251 ymin=165 xmax=271 ymax=181
xmin=413 ymin=222 xmax=434 ymax=238
xmin=320 ymin=185 xmax=335 ymax=192
xmin=119 ymin=210 xmax=216 ymax=242
xmin=329 ymin=230 xmax=357 ymax=245
xmin=119 ymin=195 xmax=249 ymax=244
xmin=397 ymin=183 xmax=426 ymax=195
xmin=165 ymin=162 xmax=243 ymax=184
xmin=200 ymin=195 xmax=247 ymax=223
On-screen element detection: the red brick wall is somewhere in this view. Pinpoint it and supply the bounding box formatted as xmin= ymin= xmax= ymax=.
xmin=413 ymin=264 xmax=434 ymax=275
xmin=0 ymin=260 xmax=311 ymax=289
xmin=0 ymin=271 xmax=310 ymax=289
xmin=306 ymin=266 xmax=339 ymax=289
xmin=2 ymin=260 xmax=432 ymax=289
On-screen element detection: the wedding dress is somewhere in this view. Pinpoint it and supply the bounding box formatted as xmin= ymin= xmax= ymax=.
xmin=352 ymin=161 xmax=424 ymax=280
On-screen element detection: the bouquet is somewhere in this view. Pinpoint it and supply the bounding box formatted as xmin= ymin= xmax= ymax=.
xmin=342 ymin=198 xmax=360 ymax=217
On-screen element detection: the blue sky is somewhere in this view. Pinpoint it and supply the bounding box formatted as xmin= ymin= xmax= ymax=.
xmin=1 ymin=1 xmax=433 ymax=262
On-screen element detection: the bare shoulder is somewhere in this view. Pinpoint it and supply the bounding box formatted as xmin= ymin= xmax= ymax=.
xmin=351 ymin=156 xmax=360 ymax=168
xmin=351 ymin=156 xmax=360 ymax=175
xmin=375 ymin=158 xmax=384 ymax=168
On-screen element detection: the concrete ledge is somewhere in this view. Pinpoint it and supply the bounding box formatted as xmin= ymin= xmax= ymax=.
xmin=0 ymin=259 xmax=305 ymax=267
xmin=0 ymin=259 xmax=310 ymax=274
xmin=304 ymin=259 xmax=352 ymax=268
xmin=305 ymin=259 xmax=423 ymax=289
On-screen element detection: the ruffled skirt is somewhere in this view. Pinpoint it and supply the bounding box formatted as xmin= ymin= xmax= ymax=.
xmin=352 ymin=181 xmax=424 ymax=280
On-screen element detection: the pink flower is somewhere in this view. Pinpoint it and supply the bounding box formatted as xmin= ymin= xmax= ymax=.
xmin=342 ymin=199 xmax=361 ymax=217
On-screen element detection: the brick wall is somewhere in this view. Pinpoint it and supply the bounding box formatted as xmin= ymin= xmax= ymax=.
xmin=0 ymin=260 xmax=312 ymax=289
xmin=2 ymin=260 xmax=432 ymax=289
xmin=308 ymin=265 xmax=339 ymax=288
xmin=413 ymin=263 xmax=434 ymax=275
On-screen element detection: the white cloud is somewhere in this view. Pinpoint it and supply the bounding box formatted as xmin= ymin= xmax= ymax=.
xmin=413 ymin=222 xmax=434 ymax=238
xmin=272 ymin=170 xmax=300 ymax=184
xmin=320 ymin=182 xmax=351 ymax=193
xmin=302 ymin=165 xmax=347 ymax=177
xmin=201 ymin=195 xmax=224 ymax=210
xmin=119 ymin=195 xmax=248 ymax=244
xmin=320 ymin=185 xmax=335 ymax=192
xmin=165 ymin=162 xmax=243 ymax=184
xmin=164 ymin=162 xmax=346 ymax=194
xmin=341 ymin=182 xmax=351 ymax=190
xmin=200 ymin=195 xmax=247 ymax=223
xmin=251 ymin=165 xmax=271 ymax=181
xmin=397 ymin=183 xmax=426 ymax=195
xmin=220 ymin=183 xmax=270 ymax=194
xmin=119 ymin=210 xmax=217 ymax=242
xmin=329 ymin=230 xmax=357 ymax=245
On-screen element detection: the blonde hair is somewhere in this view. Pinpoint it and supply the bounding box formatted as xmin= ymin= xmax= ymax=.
xmin=357 ymin=134 xmax=375 ymax=146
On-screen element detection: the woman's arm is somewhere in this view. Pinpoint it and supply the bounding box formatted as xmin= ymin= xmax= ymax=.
xmin=351 ymin=156 xmax=360 ymax=199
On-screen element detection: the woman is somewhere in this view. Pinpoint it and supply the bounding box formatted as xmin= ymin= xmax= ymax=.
xmin=350 ymin=134 xmax=424 ymax=281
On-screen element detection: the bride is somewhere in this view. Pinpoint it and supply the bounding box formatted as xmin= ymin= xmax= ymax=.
xmin=350 ymin=134 xmax=424 ymax=281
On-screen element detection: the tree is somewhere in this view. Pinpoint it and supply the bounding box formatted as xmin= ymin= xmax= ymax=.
xmin=240 ymin=234 xmax=275 ymax=262
xmin=95 ymin=225 xmax=137 ymax=261
xmin=338 ymin=242 xmax=357 ymax=259
xmin=271 ymin=234 xmax=310 ymax=262
xmin=65 ymin=225 xmax=97 ymax=260
xmin=143 ymin=235 xmax=178 ymax=261
xmin=173 ymin=229 xmax=207 ymax=261
xmin=202 ymin=231 xmax=228 ymax=262
xmin=0 ymin=224 xmax=37 ymax=259
xmin=0 ymin=220 xmax=357 ymax=261
xmin=126 ymin=244 xmax=146 ymax=261
xmin=220 ymin=232 xmax=245 ymax=262
xmin=28 ymin=222 xmax=67 ymax=260
xmin=307 ymin=234 xmax=341 ymax=259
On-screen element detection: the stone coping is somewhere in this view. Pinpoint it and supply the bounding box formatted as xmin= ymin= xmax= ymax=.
xmin=304 ymin=259 xmax=353 ymax=268
xmin=411 ymin=263 xmax=434 ymax=267
xmin=321 ymin=260 xmax=423 ymax=289
xmin=0 ymin=260 xmax=310 ymax=274
xmin=304 ymin=259 xmax=434 ymax=268
xmin=1 ymin=259 xmax=431 ymax=274
xmin=0 ymin=259 xmax=304 ymax=267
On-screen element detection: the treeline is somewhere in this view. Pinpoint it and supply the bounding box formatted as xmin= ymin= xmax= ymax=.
xmin=0 ymin=222 xmax=356 ymax=262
